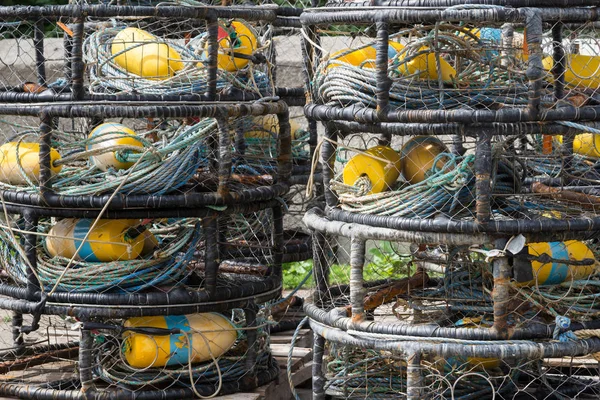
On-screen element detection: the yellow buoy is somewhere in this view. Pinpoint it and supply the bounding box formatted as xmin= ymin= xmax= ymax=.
xmin=342 ymin=145 xmax=402 ymax=195
xmin=556 ymin=133 xmax=600 ymax=159
xmin=87 ymin=123 xmax=144 ymax=171
xmin=400 ymin=136 xmax=449 ymax=185
xmin=111 ymin=27 xmax=184 ymax=79
xmin=202 ymin=20 xmax=257 ymax=72
xmin=453 ymin=317 xmax=500 ymax=370
xmin=244 ymin=115 xmax=302 ymax=140
xmin=0 ymin=142 xmax=62 ymax=185
xmin=123 ymin=313 xmax=239 ymax=368
xmin=45 ymin=219 xmax=150 ymax=262
xmin=515 ymin=240 xmax=598 ymax=286
xmin=397 ymin=47 xmax=456 ymax=82
xmin=543 ymin=54 xmax=600 ymax=89
xmin=328 ymin=42 xmax=405 ymax=69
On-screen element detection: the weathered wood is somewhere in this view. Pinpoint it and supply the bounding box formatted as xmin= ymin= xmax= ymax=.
xmin=532 ymin=182 xmax=600 ymax=209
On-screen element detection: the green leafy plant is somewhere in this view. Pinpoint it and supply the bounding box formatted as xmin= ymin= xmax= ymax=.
xmin=282 ymin=241 xmax=411 ymax=289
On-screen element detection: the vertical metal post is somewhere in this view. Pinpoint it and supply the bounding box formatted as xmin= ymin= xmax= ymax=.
xmin=312 ymin=231 xmax=330 ymax=306
xmin=492 ymin=254 xmax=511 ymax=339
xmin=33 ymin=20 xmax=47 ymax=87
xmin=38 ymin=113 xmax=53 ymax=197
xmin=375 ymin=19 xmax=391 ymax=122
xmin=12 ymin=312 xmax=24 ymax=356
xmin=475 ymin=129 xmax=493 ymax=225
xmin=22 ymin=211 xmax=40 ymax=301
xmin=70 ymin=18 xmax=85 ymax=100
xmin=79 ymin=328 xmax=96 ymax=393
xmin=322 ymin=124 xmax=338 ymax=208
xmin=271 ymin=205 xmax=284 ymax=283
xmin=216 ymin=118 xmax=232 ymax=197
xmin=523 ymin=8 xmax=543 ymax=120
xmin=501 ymin=23 xmax=514 ymax=69
xmin=205 ymin=16 xmax=219 ymax=101
xmin=277 ymin=109 xmax=292 ymax=186
xmin=312 ymin=334 xmax=326 ymax=400
xmin=349 ymin=237 xmax=366 ymax=322
xmin=406 ymin=351 xmax=423 ymax=400
xmin=551 ymin=23 xmax=565 ymax=101
xmin=243 ymin=304 xmax=258 ymax=387
xmin=203 ymin=216 xmax=219 ymax=297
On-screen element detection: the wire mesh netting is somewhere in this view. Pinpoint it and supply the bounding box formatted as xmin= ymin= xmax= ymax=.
xmin=0 ymin=3 xmax=306 ymax=102
xmin=0 ymin=308 xmax=280 ymax=398
xmin=0 ymin=103 xmax=291 ymax=207
xmin=301 ymin=5 xmax=600 ymax=123
xmin=303 ymin=210 xmax=600 ymax=399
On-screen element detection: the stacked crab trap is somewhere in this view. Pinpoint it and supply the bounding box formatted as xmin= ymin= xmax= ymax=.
xmin=0 ymin=2 xmax=307 ymax=399
xmin=300 ymin=1 xmax=600 ymax=399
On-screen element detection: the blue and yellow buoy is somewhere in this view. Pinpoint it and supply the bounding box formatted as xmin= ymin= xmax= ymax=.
xmin=87 ymin=123 xmax=145 ymax=172
xmin=45 ymin=219 xmax=154 ymax=262
xmin=515 ymin=240 xmax=598 ymax=286
xmin=122 ymin=313 xmax=239 ymax=368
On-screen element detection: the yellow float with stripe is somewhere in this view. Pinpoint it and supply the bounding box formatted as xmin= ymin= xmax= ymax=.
xmin=111 ymin=27 xmax=184 ymax=79
xmin=342 ymin=145 xmax=402 ymax=195
xmin=542 ymin=54 xmax=600 ymax=90
xmin=397 ymin=47 xmax=456 ymax=83
xmin=244 ymin=115 xmax=302 ymax=140
xmin=514 ymin=240 xmax=598 ymax=286
xmin=122 ymin=313 xmax=239 ymax=368
xmin=87 ymin=123 xmax=145 ymax=171
xmin=201 ymin=20 xmax=257 ymax=72
xmin=0 ymin=142 xmax=62 ymax=185
xmin=400 ymin=136 xmax=449 ymax=185
xmin=45 ymin=219 xmax=154 ymax=262
xmin=556 ymin=133 xmax=600 ymax=159
xmin=328 ymin=41 xmax=405 ymax=69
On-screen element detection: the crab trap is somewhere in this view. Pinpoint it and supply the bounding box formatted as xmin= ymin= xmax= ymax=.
xmin=297 ymin=2 xmax=600 ymax=399
xmin=0 ymin=3 xmax=304 ymax=103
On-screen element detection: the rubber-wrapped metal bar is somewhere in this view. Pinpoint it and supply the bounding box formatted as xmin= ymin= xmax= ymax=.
xmin=0 ymin=5 xmax=278 ymax=21
xmin=33 ymin=20 xmax=46 ymax=87
xmin=551 ymin=23 xmax=566 ymax=100
xmin=70 ymin=18 xmax=84 ymax=100
xmin=0 ymin=101 xmax=288 ymax=119
xmin=276 ymin=109 xmax=292 ymax=186
xmin=312 ymin=334 xmax=326 ymax=400
xmin=501 ymin=23 xmax=514 ymax=69
xmin=322 ymin=124 xmax=338 ymax=207
xmin=203 ymin=216 xmax=219 ymax=297
xmin=323 ymin=206 xmax=600 ymax=240
xmin=205 ymin=17 xmax=219 ymax=100
xmin=11 ymin=312 xmax=24 ymax=354
xmin=309 ymin=319 xmax=600 ymax=360
xmin=216 ymin=117 xmax=233 ymax=196
xmin=0 ymin=359 xmax=280 ymax=399
xmin=271 ymin=205 xmax=284 ymax=280
xmin=0 ymin=272 xmax=281 ymax=308
xmin=491 ymin=253 xmax=511 ymax=339
xmin=475 ymin=129 xmax=492 ymax=224
xmin=63 ymin=28 xmax=73 ymax=87
xmin=312 ymin=231 xmax=330 ymax=306
xmin=375 ymin=18 xmax=391 ymax=121
xmin=349 ymin=237 xmax=366 ymax=323
xmin=524 ymin=8 xmax=543 ymax=119
xmin=0 ymin=198 xmax=279 ymax=220
xmin=21 ymin=212 xmax=40 ymax=301
xmin=243 ymin=304 xmax=258 ymax=387
xmin=38 ymin=113 xmax=53 ymax=196
xmin=79 ymin=329 xmax=95 ymax=393
xmin=406 ymin=351 xmax=423 ymax=400
xmin=301 ymin=6 xmax=524 ymax=25
xmin=324 ymin=0 xmax=600 ymax=6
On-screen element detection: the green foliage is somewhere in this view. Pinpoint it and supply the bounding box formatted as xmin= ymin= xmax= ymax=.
xmin=282 ymin=241 xmax=411 ymax=290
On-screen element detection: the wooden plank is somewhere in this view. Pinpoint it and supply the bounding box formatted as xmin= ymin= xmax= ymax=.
xmin=270 ymin=344 xmax=312 ymax=360
xmin=544 ymin=357 xmax=600 ymax=368
xmin=291 ymin=362 xmax=313 ymax=387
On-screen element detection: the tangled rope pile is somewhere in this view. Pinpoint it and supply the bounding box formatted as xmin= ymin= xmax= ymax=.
xmin=84 ymin=24 xmax=273 ymax=96
xmin=1 ymin=219 xmax=201 ymax=293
